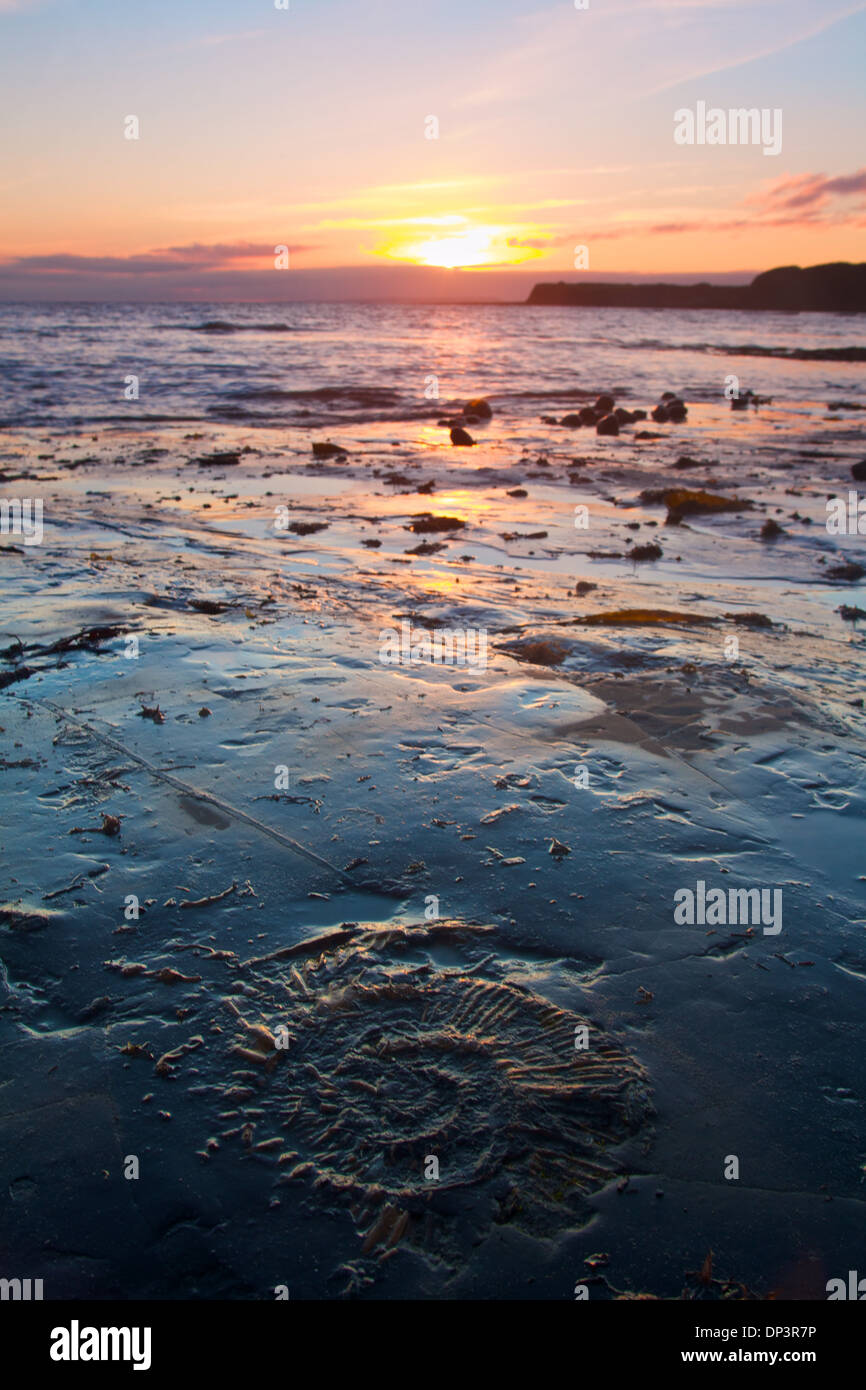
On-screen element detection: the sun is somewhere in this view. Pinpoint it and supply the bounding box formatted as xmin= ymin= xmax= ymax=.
xmin=375 ymin=222 xmax=546 ymax=270
xmin=400 ymin=228 xmax=500 ymax=268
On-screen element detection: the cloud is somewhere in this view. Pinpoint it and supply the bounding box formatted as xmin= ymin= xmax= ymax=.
xmin=451 ymin=0 xmax=866 ymax=118
xmin=748 ymin=167 xmax=866 ymax=213
xmin=2 ymin=244 xmax=320 ymax=275
xmin=157 ymin=241 xmax=319 ymax=261
xmin=506 ymin=234 xmax=575 ymax=250
xmin=581 ymin=165 xmax=866 ymax=240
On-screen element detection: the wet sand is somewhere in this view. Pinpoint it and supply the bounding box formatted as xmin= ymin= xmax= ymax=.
xmin=1 ymin=390 xmax=865 ymax=1299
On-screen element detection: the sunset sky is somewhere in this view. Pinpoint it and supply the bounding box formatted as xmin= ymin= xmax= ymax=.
xmin=1 ymin=0 xmax=864 ymax=300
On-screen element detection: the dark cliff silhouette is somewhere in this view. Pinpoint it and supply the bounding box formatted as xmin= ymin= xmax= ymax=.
xmin=527 ymin=262 xmax=866 ymax=312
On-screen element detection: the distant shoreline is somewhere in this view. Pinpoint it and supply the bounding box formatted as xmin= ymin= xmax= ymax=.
xmin=527 ymin=261 xmax=866 ymax=313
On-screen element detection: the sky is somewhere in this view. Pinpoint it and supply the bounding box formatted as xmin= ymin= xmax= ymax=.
xmin=0 ymin=0 xmax=864 ymax=300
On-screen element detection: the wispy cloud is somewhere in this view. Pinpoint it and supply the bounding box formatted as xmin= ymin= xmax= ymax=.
xmin=1 ymin=243 xmax=320 ymax=274
xmin=582 ymin=164 xmax=866 ymax=239
xmin=747 ymin=167 xmax=866 ymax=213
xmin=450 ymin=0 xmax=865 ymax=114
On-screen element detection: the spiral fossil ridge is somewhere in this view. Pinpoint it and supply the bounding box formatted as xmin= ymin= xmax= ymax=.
xmin=206 ymin=920 xmax=653 ymax=1259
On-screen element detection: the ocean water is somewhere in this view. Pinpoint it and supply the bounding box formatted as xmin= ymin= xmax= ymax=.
xmin=0 ymin=301 xmax=863 ymax=433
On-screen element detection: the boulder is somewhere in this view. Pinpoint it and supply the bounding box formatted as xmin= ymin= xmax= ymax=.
xmin=561 ymin=414 xmax=582 ymax=428
xmin=594 ymin=393 xmax=615 ymax=414
xmin=630 ymin=541 xmax=663 ymax=561
xmin=596 ymin=414 xmax=620 ymax=436
xmin=851 ymin=460 xmax=866 ymax=481
xmin=579 ymin=407 xmax=598 ymax=426
xmin=651 ymin=404 xmax=670 ymax=423
xmin=465 ymin=398 xmax=492 ymax=419
xmin=450 ymin=426 xmax=475 ymax=447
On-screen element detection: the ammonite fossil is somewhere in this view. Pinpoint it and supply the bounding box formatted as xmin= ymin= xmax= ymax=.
xmin=209 ymin=920 xmax=652 ymax=1262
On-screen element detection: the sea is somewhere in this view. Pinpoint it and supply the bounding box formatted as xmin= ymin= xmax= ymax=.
xmin=0 ymin=301 xmax=863 ymax=434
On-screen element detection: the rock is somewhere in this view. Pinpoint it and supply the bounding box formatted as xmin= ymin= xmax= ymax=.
xmin=196 ymin=451 xmax=241 ymax=467
xmin=311 ymin=442 xmax=347 ymax=459
xmin=465 ymin=398 xmax=492 ymax=419
xmin=614 ymin=407 xmax=633 ymax=425
xmin=561 ymin=414 xmax=582 ymax=428
xmin=407 ymin=514 xmax=466 ymax=534
xmin=499 ymin=638 xmax=569 ymax=667
xmin=660 ymin=391 xmax=677 ymax=403
xmin=631 ymin=409 xmax=647 ymax=421
xmin=666 ymin=399 xmax=688 ymax=422
xmin=579 ymin=407 xmax=599 ymax=427
xmin=630 ymin=541 xmax=663 ymax=561
xmin=594 ymin=393 xmax=615 ymax=414
xmin=651 ymin=404 xmax=670 ymax=423
xmin=826 ymin=561 xmax=866 ymax=581
xmin=851 ymin=460 xmax=866 ymax=481
xmin=640 ymin=487 xmax=752 ymax=520
xmin=760 ymin=519 xmax=785 ymax=539
xmin=596 ymin=414 xmax=619 ymax=436
xmin=450 ymin=426 xmax=475 ymax=447
xmin=674 ymin=455 xmax=701 ymax=469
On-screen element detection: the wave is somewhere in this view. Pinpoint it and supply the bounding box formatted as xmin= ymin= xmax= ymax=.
xmin=225 ymin=385 xmax=404 ymax=405
xmin=712 ymin=344 xmax=866 ymax=363
xmin=564 ymin=340 xmax=866 ymax=362
xmin=164 ymin=321 xmax=299 ymax=334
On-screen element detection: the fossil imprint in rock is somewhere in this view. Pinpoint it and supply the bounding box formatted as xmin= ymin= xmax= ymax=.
xmin=218 ymin=921 xmax=653 ymax=1253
